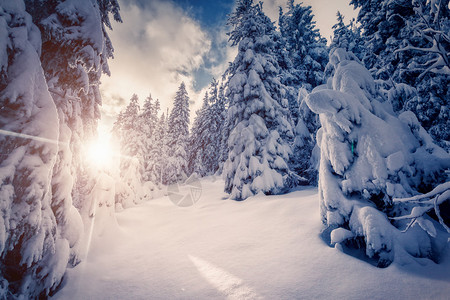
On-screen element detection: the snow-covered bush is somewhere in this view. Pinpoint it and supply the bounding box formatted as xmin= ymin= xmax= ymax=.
xmin=307 ymin=47 xmax=450 ymax=267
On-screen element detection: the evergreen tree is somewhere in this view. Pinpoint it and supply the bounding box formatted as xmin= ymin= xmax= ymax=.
xmin=166 ymin=82 xmax=190 ymax=184
xmin=330 ymin=11 xmax=364 ymax=60
xmin=0 ymin=2 xmax=65 ymax=297
xmin=153 ymin=111 xmax=167 ymax=185
xmin=223 ymin=0 xmax=295 ymax=200
xmin=350 ymin=0 xmax=449 ymax=150
xmin=307 ymin=47 xmax=450 ymax=267
xmin=189 ymin=92 xmax=210 ymax=176
xmin=24 ymin=0 xmax=122 ymax=216
xmin=0 ymin=0 xmax=120 ymax=297
xmin=350 ymin=0 xmax=414 ymax=76
xmin=289 ymin=88 xmax=319 ymax=185
xmin=189 ymin=78 xmax=226 ymax=177
xmin=113 ymin=94 xmax=142 ymax=207
xmin=278 ymin=0 xmax=328 ymax=92
xmin=276 ymin=0 xmax=328 ymax=185
xmin=218 ymin=82 xmax=231 ymax=172
xmin=142 ymin=96 xmax=161 ymax=184
xmin=159 ymin=111 xmax=171 ymax=185
xmin=206 ymin=80 xmax=227 ymax=174
xmin=395 ymin=0 xmax=450 ymax=150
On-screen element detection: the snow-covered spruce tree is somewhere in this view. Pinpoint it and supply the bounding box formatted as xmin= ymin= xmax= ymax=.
xmin=166 ymin=82 xmax=190 ymax=184
xmin=150 ymin=109 xmax=166 ymax=186
xmin=349 ymin=0 xmax=419 ymax=117
xmin=395 ymin=0 xmax=450 ymax=150
xmin=189 ymin=78 xmax=226 ymax=176
xmin=113 ymin=94 xmax=142 ymax=208
xmin=218 ymin=82 xmax=231 ymax=173
xmin=289 ymin=88 xmax=320 ymax=185
xmin=277 ymin=0 xmax=327 ymax=185
xmin=223 ymin=0 xmax=295 ymax=200
xmin=24 ymin=0 xmax=121 ymax=263
xmin=139 ymin=95 xmax=161 ymax=184
xmin=206 ymin=79 xmax=227 ymax=175
xmin=330 ymin=11 xmax=364 ymax=61
xmin=189 ymin=92 xmax=210 ymax=176
xmin=349 ymin=0 xmax=415 ymax=77
xmin=0 ymin=1 xmax=68 ymax=297
xmin=159 ymin=111 xmax=170 ymax=185
xmin=350 ymin=0 xmax=449 ymax=150
xmin=306 ymin=47 xmax=450 ymax=267
xmin=278 ymin=0 xmax=328 ymax=92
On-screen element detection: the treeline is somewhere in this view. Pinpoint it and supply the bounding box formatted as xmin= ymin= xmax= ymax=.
xmin=113 ymin=0 xmax=328 ymax=203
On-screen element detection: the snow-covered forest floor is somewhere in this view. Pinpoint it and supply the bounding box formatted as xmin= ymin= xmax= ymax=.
xmin=54 ymin=177 xmax=450 ymax=300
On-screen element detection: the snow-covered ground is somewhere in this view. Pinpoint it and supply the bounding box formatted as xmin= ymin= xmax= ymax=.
xmin=54 ymin=177 xmax=450 ymax=300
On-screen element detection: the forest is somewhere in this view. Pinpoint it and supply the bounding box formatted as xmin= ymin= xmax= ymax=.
xmin=0 ymin=0 xmax=449 ymax=299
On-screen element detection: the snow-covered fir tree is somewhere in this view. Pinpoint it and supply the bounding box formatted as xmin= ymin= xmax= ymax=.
xmin=278 ymin=0 xmax=328 ymax=92
xmin=349 ymin=0 xmax=414 ymax=76
xmin=276 ymin=0 xmax=328 ymax=185
xmin=289 ymin=88 xmax=320 ymax=185
xmin=218 ymin=82 xmax=231 ymax=172
xmin=223 ymin=0 xmax=296 ymax=200
xmin=159 ymin=111 xmax=171 ymax=185
xmin=139 ymin=95 xmax=161 ymax=184
xmin=113 ymin=94 xmax=142 ymax=208
xmin=207 ymin=80 xmax=227 ymax=174
xmin=189 ymin=79 xmax=226 ymax=177
xmin=395 ymin=0 xmax=449 ymax=150
xmin=0 ymin=1 xmax=67 ymax=298
xmin=166 ymin=82 xmax=190 ymax=184
xmin=0 ymin=0 xmax=120 ymax=297
xmin=25 ymin=0 xmax=122 ymax=215
xmin=350 ymin=0 xmax=449 ymax=150
xmin=307 ymin=47 xmax=450 ymax=267
xmin=330 ymin=11 xmax=364 ymax=60
xmin=152 ymin=111 xmax=167 ymax=185
xmin=189 ymin=92 xmax=210 ymax=176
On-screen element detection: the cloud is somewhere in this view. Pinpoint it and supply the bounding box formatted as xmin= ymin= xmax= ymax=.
xmin=100 ymin=0 xmax=212 ymax=125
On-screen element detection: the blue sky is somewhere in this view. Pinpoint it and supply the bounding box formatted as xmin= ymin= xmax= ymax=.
xmin=170 ymin=0 xmax=234 ymax=91
xmin=99 ymin=0 xmax=357 ymax=128
xmin=172 ymin=0 xmax=234 ymax=28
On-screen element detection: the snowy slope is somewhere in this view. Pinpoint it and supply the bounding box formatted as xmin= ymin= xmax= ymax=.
xmin=54 ymin=177 xmax=450 ymax=300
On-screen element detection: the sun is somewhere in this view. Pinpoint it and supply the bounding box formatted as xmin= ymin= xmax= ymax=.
xmin=85 ymin=128 xmax=116 ymax=169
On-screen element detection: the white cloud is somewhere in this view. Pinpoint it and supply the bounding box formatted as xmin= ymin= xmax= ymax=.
xmin=100 ymin=0 xmax=211 ymax=127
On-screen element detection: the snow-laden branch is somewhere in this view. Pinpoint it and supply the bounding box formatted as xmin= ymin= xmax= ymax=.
xmin=393 ymin=181 xmax=450 ymax=203
xmin=392 ymin=181 xmax=450 ymax=235
xmin=395 ymin=0 xmax=450 ymax=78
